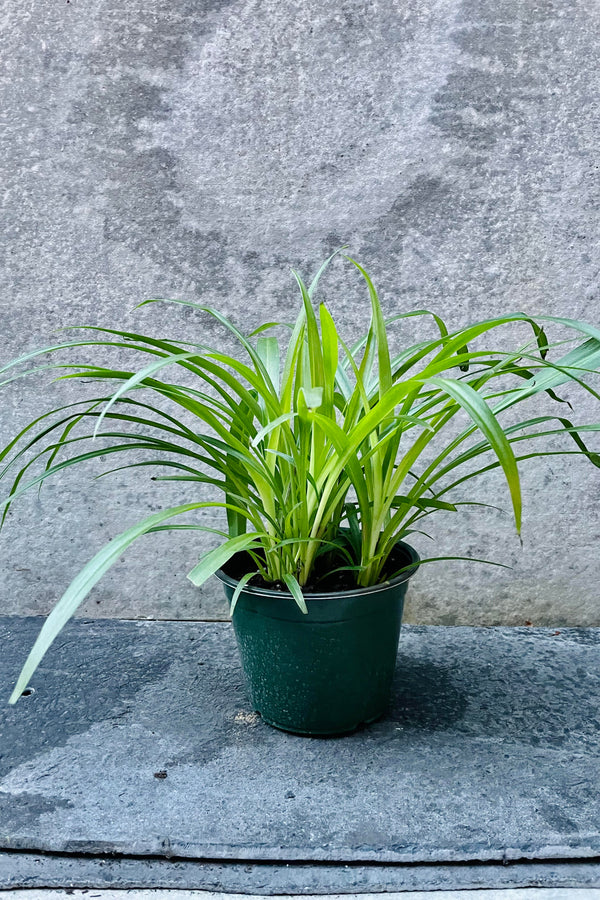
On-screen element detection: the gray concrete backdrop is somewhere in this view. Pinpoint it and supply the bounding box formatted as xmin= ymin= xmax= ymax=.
xmin=1 ymin=0 xmax=599 ymax=624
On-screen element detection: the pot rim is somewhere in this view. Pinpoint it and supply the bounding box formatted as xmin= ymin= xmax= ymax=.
xmin=215 ymin=539 xmax=420 ymax=601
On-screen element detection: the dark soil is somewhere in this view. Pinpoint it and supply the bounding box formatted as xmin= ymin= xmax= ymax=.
xmin=220 ymin=541 xmax=416 ymax=594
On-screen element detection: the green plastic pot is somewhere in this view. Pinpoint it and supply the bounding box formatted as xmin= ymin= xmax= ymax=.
xmin=216 ymin=541 xmax=420 ymax=736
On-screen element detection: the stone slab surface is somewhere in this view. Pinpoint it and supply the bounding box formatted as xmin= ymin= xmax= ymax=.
xmin=3 ymin=855 xmax=600 ymax=894
xmin=1 ymin=0 xmax=600 ymax=626
xmin=2 ymin=890 xmax=600 ymax=900
xmin=1 ymin=618 xmax=600 ymax=895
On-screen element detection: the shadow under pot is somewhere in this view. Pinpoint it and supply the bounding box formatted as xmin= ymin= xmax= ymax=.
xmin=215 ymin=540 xmax=420 ymax=736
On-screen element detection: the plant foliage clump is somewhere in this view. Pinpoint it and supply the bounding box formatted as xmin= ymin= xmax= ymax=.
xmin=3 ymin=252 xmax=600 ymax=701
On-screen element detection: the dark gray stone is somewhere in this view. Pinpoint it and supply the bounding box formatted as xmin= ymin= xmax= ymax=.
xmin=2 ymin=616 xmax=600 ymax=892
xmin=3 ymin=853 xmax=600 ymax=893
xmin=1 ymin=0 xmax=600 ymax=625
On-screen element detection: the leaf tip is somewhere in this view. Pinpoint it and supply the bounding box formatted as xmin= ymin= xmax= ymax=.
xmin=8 ymin=685 xmax=22 ymax=705
xmin=186 ymin=569 xmax=202 ymax=587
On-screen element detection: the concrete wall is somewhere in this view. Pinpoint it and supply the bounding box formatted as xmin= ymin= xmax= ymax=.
xmin=1 ymin=0 xmax=599 ymax=625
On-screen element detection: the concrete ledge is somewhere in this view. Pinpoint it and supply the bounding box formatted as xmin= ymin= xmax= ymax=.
xmin=1 ymin=618 xmax=600 ymax=891
xmin=3 ymin=889 xmax=600 ymax=900
xmin=3 ymin=853 xmax=600 ymax=894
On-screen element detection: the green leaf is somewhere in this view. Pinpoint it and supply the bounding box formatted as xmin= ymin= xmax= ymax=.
xmin=249 ymin=321 xmax=286 ymax=337
xmin=390 ymin=495 xmax=458 ymax=512
xmin=91 ymin=350 xmax=212 ymax=438
xmin=307 ymin=246 xmax=347 ymax=297
xmin=186 ymin=532 xmax=265 ymax=586
xmin=299 ymin=386 xmax=324 ymax=410
xmin=282 ymin=573 xmax=308 ymax=614
xmin=386 ymin=555 xmax=512 ymax=580
xmin=319 ymin=303 xmax=339 ymax=410
xmin=292 ymin=269 xmax=324 ymax=388
xmin=395 ymin=413 xmax=435 ymax=433
xmin=229 ymin=571 xmax=258 ymax=616
xmin=251 ymin=412 xmax=296 ymax=447
xmin=8 ymin=503 xmax=215 ymax=704
xmin=345 ymin=256 xmax=392 ymax=400
xmin=256 ymin=336 xmax=280 ymax=394
xmin=428 ymin=376 xmax=522 ymax=533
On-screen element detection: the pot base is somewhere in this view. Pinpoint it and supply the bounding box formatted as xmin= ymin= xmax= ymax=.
xmin=257 ymin=709 xmax=384 ymax=737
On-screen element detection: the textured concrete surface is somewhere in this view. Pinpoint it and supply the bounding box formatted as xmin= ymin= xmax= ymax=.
xmin=4 ymin=854 xmax=600 ymax=893
xmin=2 ymin=618 xmax=600 ymax=894
xmin=1 ymin=0 xmax=600 ymax=624
xmin=3 ymin=891 xmax=600 ymax=900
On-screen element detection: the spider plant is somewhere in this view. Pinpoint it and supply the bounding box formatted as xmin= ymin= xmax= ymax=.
xmin=3 ymin=252 xmax=600 ymax=703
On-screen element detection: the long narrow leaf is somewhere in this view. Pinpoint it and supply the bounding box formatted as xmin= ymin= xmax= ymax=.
xmin=8 ymin=503 xmax=223 ymax=704
xmin=282 ymin=573 xmax=308 ymax=614
xmin=428 ymin=377 xmax=522 ymax=533
xmin=186 ymin=532 xmax=265 ymax=586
